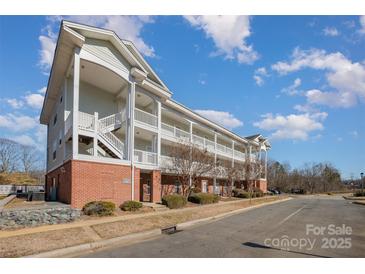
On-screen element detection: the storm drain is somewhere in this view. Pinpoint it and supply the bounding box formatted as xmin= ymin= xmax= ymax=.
xmin=161 ymin=225 xmax=180 ymax=234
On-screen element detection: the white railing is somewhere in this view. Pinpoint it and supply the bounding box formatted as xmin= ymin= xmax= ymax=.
xmin=99 ymin=131 xmax=124 ymax=155
xmin=134 ymin=149 xmax=157 ymax=165
xmin=98 ymin=110 xmax=126 ymax=131
xmin=161 ymin=123 xmax=190 ymax=140
xmin=160 ymin=155 xmax=173 ymax=168
xmin=234 ymin=150 xmax=245 ymax=160
xmin=216 ymin=143 xmax=233 ymax=156
xmin=192 ymin=134 xmax=205 ymax=147
xmin=134 ymin=108 xmax=157 ymax=127
xmin=205 ymin=139 xmax=215 ymax=152
xmin=64 ymin=113 xmax=72 ymax=134
xmin=78 ymin=111 xmax=95 ymax=131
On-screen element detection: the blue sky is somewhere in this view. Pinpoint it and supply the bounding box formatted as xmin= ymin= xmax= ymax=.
xmin=0 ymin=15 xmax=364 ymax=178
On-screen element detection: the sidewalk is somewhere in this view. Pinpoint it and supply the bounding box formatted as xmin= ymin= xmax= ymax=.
xmin=0 ymin=196 xmax=290 ymax=257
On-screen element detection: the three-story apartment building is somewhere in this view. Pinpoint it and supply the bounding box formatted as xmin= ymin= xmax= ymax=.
xmin=40 ymin=21 xmax=271 ymax=209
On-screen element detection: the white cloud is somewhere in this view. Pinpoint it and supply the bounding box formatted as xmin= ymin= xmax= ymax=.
xmin=6 ymin=98 xmax=24 ymax=109
xmin=253 ymin=112 xmax=327 ymax=141
xmin=0 ymin=114 xmax=38 ymax=132
xmin=12 ymin=135 xmax=37 ymax=147
xmin=184 ymin=16 xmax=258 ymax=64
xmin=294 ymin=104 xmax=318 ymax=113
xmin=323 ymin=27 xmax=340 ymax=37
xmin=281 ymin=78 xmax=301 ymax=96
xmin=195 ymin=109 xmax=243 ymax=129
xmin=38 ymin=87 xmax=47 ymax=94
xmin=272 ymin=48 xmax=365 ymax=108
xmin=349 ymin=130 xmax=359 ymax=139
xmin=253 ymin=67 xmax=269 ymax=86
xmin=39 ymin=16 xmax=156 ymax=73
xmin=24 ymin=93 xmax=44 ymax=109
xmin=359 ymin=16 xmax=365 ymax=34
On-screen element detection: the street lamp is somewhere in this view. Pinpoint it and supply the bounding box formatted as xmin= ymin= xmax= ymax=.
xmin=361 ymin=172 xmax=364 ymax=193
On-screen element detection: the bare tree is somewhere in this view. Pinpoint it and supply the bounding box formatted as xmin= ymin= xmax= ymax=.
xmin=0 ymin=138 xmax=19 ymax=173
xmin=167 ymin=140 xmax=216 ymax=197
xmin=20 ymin=144 xmax=40 ymax=173
xmin=243 ymin=151 xmax=263 ymax=200
xmin=217 ymin=159 xmax=243 ymax=197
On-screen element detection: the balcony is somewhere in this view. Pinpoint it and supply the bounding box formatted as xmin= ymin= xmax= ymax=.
xmin=134 ymin=149 xmax=157 ymax=165
xmin=234 ymin=150 xmax=245 ymax=160
xmin=134 ymin=108 xmax=157 ymax=128
xmin=192 ymin=135 xmax=215 ymax=152
xmin=216 ymin=143 xmax=233 ymax=157
xmin=78 ymin=111 xmax=95 ymax=131
xmin=161 ymin=123 xmax=190 ymax=141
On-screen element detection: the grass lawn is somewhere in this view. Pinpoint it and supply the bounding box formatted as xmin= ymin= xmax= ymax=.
xmin=0 ymin=195 xmax=7 ymax=200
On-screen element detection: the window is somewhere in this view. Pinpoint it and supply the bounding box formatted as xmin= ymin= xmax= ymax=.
xmin=53 ymin=114 xmax=57 ymax=125
xmin=53 ymin=150 xmax=56 ymax=160
xmin=60 ymin=96 xmax=63 ymax=103
xmin=174 ymin=181 xmax=181 ymax=194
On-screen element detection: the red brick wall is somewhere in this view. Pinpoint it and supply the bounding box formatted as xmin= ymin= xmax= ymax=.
xmin=45 ymin=160 xmax=140 ymax=209
xmin=256 ymin=179 xmax=267 ymax=192
xmin=151 ymin=170 xmax=161 ymax=202
xmin=45 ymin=161 xmax=72 ymax=204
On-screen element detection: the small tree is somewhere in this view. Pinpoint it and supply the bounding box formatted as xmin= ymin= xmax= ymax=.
xmin=217 ymin=159 xmax=243 ymax=197
xmin=167 ymin=140 xmax=216 ymax=197
xmin=243 ymin=151 xmax=263 ymax=202
xmin=0 ymin=138 xmax=19 ymax=173
xmin=20 ymin=144 xmax=40 ymax=174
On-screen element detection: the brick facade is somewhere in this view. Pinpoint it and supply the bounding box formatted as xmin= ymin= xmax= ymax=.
xmin=46 ymin=160 xmax=141 ymax=209
xmin=151 ymin=170 xmax=161 ymax=202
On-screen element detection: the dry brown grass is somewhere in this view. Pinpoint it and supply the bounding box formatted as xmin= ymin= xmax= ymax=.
xmin=0 ymin=172 xmax=39 ymax=185
xmin=0 ymin=227 xmax=93 ymax=258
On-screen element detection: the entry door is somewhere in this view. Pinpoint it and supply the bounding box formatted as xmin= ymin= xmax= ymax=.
xmin=142 ymin=179 xmax=151 ymax=202
xmin=202 ymin=180 xmax=208 ymax=193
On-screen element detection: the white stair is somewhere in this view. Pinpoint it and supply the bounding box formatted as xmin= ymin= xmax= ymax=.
xmin=97 ymin=111 xmax=126 ymax=159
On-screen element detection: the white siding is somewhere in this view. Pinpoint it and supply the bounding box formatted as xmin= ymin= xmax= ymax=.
xmin=79 ymin=81 xmax=119 ymax=119
xmin=83 ymin=38 xmax=131 ymax=76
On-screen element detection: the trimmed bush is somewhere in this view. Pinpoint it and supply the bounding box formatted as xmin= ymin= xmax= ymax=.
xmin=120 ymin=200 xmax=143 ymax=211
xmin=232 ymin=189 xmax=250 ymax=198
xmin=82 ymin=201 xmax=115 ymax=216
xmin=191 ymin=187 xmax=201 ymax=193
xmin=188 ymin=193 xmax=220 ymax=204
xmin=162 ymin=194 xmax=187 ymax=209
xmin=253 ymin=188 xmax=264 ymax=198
xmin=354 ymin=191 xmax=365 ymax=197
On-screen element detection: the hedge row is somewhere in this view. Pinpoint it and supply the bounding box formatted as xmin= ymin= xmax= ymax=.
xmin=162 ymin=194 xmax=187 ymax=209
xmin=232 ymin=188 xmax=264 ymax=199
xmin=188 ymin=193 xmax=220 ymax=204
xmin=82 ymin=200 xmax=143 ymax=216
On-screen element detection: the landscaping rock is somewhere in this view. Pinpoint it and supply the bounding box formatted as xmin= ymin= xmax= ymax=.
xmin=0 ymin=206 xmax=81 ymax=230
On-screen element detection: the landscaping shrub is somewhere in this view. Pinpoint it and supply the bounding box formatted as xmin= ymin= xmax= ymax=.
xmin=120 ymin=200 xmax=143 ymax=211
xmin=82 ymin=201 xmax=116 ymax=216
xmin=253 ymin=188 xmax=264 ymax=198
xmin=191 ymin=187 xmax=201 ymax=193
xmin=354 ymin=191 xmax=365 ymax=197
xmin=188 ymin=193 xmax=220 ymax=204
xmin=162 ymin=194 xmax=187 ymax=209
xmin=232 ymin=189 xmax=250 ymax=198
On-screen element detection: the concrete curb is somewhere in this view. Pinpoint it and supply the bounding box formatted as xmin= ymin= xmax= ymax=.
xmin=353 ymin=201 xmax=365 ymax=206
xmin=343 ymin=196 xmax=365 ymax=200
xmin=26 ymin=197 xmax=291 ymax=258
xmin=0 ymin=195 xmax=16 ymax=212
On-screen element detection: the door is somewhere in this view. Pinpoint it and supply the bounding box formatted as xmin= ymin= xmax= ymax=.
xmin=142 ymin=179 xmax=151 ymax=202
xmin=202 ymin=180 xmax=208 ymax=193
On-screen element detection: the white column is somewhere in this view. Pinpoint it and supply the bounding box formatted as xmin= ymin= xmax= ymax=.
xmin=93 ymin=112 xmax=98 ymax=157
xmin=231 ymin=140 xmax=235 ymax=167
xmin=157 ymin=101 xmax=161 ymax=166
xmin=265 ymin=149 xmax=268 ymax=180
xmin=189 ymin=121 xmax=193 ymax=143
xmin=72 ymin=48 xmax=80 ymax=159
xmin=214 ymin=132 xmax=217 ymax=194
xmin=129 ymin=82 xmax=136 ymax=200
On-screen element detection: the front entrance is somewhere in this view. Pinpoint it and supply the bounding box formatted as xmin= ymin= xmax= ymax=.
xmin=140 ymin=172 xmax=152 ymax=202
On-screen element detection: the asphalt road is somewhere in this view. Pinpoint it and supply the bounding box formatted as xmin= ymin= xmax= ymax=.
xmin=81 ymin=196 xmax=365 ymax=258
